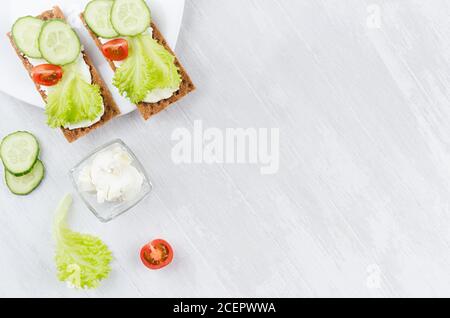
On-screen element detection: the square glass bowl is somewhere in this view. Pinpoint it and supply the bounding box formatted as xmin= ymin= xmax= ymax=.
xmin=69 ymin=139 xmax=152 ymax=222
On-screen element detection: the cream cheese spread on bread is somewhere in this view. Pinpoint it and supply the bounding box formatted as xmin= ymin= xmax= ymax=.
xmin=99 ymin=28 xmax=179 ymax=104
xmin=28 ymin=53 xmax=105 ymax=130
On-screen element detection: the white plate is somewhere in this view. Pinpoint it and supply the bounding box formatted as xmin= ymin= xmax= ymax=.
xmin=0 ymin=0 xmax=185 ymax=115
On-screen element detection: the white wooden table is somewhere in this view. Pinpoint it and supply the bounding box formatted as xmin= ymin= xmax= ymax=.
xmin=1 ymin=0 xmax=450 ymax=297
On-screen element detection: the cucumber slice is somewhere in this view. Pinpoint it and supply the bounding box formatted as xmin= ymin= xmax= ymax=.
xmin=0 ymin=131 xmax=40 ymax=176
xmin=5 ymin=160 xmax=45 ymax=195
xmin=84 ymin=0 xmax=119 ymax=38
xmin=38 ymin=20 xmax=81 ymax=65
xmin=11 ymin=16 xmax=44 ymax=58
xmin=111 ymin=0 xmax=151 ymax=36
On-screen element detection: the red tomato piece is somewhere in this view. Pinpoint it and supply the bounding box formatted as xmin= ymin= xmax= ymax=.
xmin=31 ymin=64 xmax=63 ymax=86
xmin=101 ymin=39 xmax=129 ymax=61
xmin=140 ymin=239 xmax=174 ymax=270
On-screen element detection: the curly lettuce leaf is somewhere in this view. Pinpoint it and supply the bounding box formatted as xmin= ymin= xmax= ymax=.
xmin=54 ymin=194 xmax=112 ymax=289
xmin=46 ymin=61 xmax=104 ymax=128
xmin=113 ymin=34 xmax=181 ymax=104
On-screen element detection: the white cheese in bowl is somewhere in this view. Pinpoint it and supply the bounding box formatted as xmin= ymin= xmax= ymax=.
xmin=77 ymin=145 xmax=144 ymax=203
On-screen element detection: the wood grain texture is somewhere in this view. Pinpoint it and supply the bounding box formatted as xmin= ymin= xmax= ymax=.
xmin=1 ymin=0 xmax=450 ymax=297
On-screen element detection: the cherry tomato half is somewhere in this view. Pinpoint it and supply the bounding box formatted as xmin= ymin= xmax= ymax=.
xmin=140 ymin=239 xmax=174 ymax=270
xmin=31 ymin=64 xmax=63 ymax=86
xmin=101 ymin=39 xmax=129 ymax=61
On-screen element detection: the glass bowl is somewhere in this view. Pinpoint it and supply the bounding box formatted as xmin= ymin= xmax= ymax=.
xmin=69 ymin=139 xmax=153 ymax=222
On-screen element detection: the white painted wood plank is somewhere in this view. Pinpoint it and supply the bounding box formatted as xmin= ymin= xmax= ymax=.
xmin=1 ymin=0 xmax=450 ymax=297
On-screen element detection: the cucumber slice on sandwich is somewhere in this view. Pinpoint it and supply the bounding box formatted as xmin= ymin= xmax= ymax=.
xmin=84 ymin=0 xmax=119 ymax=38
xmin=111 ymin=0 xmax=151 ymax=36
xmin=11 ymin=16 xmax=44 ymax=58
xmin=0 ymin=131 xmax=40 ymax=176
xmin=5 ymin=159 xmax=45 ymax=195
xmin=39 ymin=20 xmax=81 ymax=65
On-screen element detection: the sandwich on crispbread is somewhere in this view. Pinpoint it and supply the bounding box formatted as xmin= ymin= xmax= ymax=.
xmin=7 ymin=6 xmax=120 ymax=143
xmin=81 ymin=0 xmax=195 ymax=120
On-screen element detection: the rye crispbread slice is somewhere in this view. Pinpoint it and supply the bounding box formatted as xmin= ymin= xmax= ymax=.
xmin=7 ymin=6 xmax=120 ymax=143
xmin=80 ymin=14 xmax=195 ymax=120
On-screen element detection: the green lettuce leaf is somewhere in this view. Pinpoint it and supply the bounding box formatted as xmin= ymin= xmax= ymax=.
xmin=54 ymin=194 xmax=112 ymax=289
xmin=113 ymin=34 xmax=182 ymax=104
xmin=46 ymin=62 xmax=104 ymax=128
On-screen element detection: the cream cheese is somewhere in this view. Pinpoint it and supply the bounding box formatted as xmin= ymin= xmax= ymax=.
xmin=143 ymin=87 xmax=179 ymax=103
xmin=77 ymin=145 xmax=144 ymax=204
xmin=64 ymin=112 xmax=104 ymax=130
